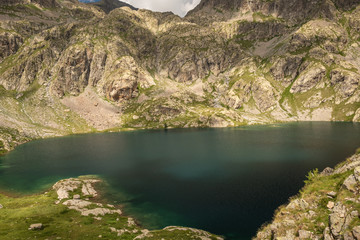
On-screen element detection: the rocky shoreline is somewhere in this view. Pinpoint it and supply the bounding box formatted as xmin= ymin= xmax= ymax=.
xmin=255 ymin=149 xmax=360 ymax=240
xmin=0 ymin=176 xmax=223 ymax=240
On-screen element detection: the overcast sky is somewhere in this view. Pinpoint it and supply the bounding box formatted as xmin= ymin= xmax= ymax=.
xmin=121 ymin=0 xmax=201 ymax=17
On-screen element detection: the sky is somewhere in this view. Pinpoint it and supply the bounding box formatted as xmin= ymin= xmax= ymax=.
xmin=121 ymin=0 xmax=201 ymax=17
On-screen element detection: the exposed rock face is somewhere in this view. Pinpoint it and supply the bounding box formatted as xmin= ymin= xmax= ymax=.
xmin=330 ymin=70 xmax=360 ymax=104
xmin=270 ymin=56 xmax=303 ymax=87
xmin=0 ymin=0 xmax=359 ymax=144
xmin=255 ymin=150 xmax=360 ymax=240
xmin=290 ymin=64 xmax=326 ymax=94
xmin=329 ymin=203 xmax=353 ymax=238
xmin=0 ymin=33 xmax=23 ymax=62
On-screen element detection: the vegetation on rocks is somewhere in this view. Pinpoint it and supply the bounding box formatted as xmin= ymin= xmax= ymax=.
xmin=255 ymin=150 xmax=360 ymax=240
xmin=0 ymin=176 xmax=223 ymax=240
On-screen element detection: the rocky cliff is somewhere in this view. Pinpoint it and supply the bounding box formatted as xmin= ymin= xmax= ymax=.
xmin=255 ymin=149 xmax=360 ymax=240
xmin=0 ymin=0 xmax=360 ymax=153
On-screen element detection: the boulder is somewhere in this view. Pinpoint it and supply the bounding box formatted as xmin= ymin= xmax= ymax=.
xmin=73 ymin=194 xmax=81 ymax=200
xmin=342 ymin=175 xmax=357 ymax=193
xmin=29 ymin=223 xmax=43 ymax=230
xmin=321 ymin=167 xmax=334 ymax=176
xmin=298 ymin=230 xmax=312 ymax=239
xmin=327 ymin=191 xmax=337 ymax=198
xmin=327 ymin=201 xmax=335 ymax=209
xmin=286 ymin=199 xmax=309 ymax=210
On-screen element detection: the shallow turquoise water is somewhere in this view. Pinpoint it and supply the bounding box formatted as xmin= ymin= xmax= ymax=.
xmin=0 ymin=122 xmax=359 ymax=239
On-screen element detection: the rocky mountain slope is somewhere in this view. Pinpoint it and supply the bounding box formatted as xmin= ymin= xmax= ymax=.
xmin=0 ymin=0 xmax=359 ymax=153
xmin=255 ymin=149 xmax=360 ymax=240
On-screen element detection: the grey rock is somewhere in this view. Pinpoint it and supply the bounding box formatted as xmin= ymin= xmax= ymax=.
xmin=335 ymin=154 xmax=360 ymax=174
xmin=29 ymin=223 xmax=43 ymax=230
xmin=351 ymin=211 xmax=359 ymax=218
xmin=321 ymin=167 xmax=334 ymax=176
xmin=353 ymin=226 xmax=360 ymax=240
xmin=354 ymin=167 xmax=360 ymax=182
xmin=330 ymin=70 xmax=360 ymax=104
xmin=0 ymin=204 xmax=3 ymax=209
xmin=342 ymin=174 xmax=357 ymax=193
xmin=327 ymin=191 xmax=337 ymax=198
xmin=290 ymin=64 xmax=326 ymax=94
xmin=298 ymin=230 xmax=312 ymax=239
xmin=251 ymin=78 xmax=276 ymax=112
xmin=344 ymin=231 xmax=355 ymax=240
xmin=0 ymin=32 xmax=23 ymax=62
xmin=354 ymin=109 xmax=360 ymax=122
xmin=324 ymin=227 xmax=334 ymax=240
xmin=329 ymin=202 xmax=352 ymax=238
xmin=286 ymin=198 xmax=309 ymax=210
xmin=256 ymin=229 xmax=273 ymax=239
xmin=270 ymin=56 xmax=302 ymax=86
xmin=327 ymin=201 xmax=335 ymax=209
xmin=73 ymin=194 xmax=81 ymax=199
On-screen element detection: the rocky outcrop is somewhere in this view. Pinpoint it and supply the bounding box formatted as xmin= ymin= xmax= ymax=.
xmin=290 ymin=64 xmax=326 ymax=93
xmin=52 ymin=177 xmax=223 ymax=239
xmin=270 ymin=56 xmax=303 ymax=87
xmin=0 ymin=33 xmax=23 ymax=63
xmin=53 ymin=47 xmax=93 ymax=97
xmin=330 ymin=70 xmax=360 ymax=104
xmin=255 ymin=150 xmax=360 ymax=240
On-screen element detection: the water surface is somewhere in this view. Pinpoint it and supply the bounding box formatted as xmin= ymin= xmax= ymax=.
xmin=0 ymin=122 xmax=359 ymax=239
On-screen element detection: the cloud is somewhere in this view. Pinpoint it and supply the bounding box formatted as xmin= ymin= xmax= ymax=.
xmin=121 ymin=0 xmax=201 ymax=17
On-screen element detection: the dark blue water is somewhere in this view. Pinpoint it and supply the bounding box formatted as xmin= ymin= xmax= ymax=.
xmin=0 ymin=122 xmax=359 ymax=239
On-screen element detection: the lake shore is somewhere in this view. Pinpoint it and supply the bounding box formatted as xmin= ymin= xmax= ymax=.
xmin=0 ymin=175 xmax=224 ymax=240
xmin=0 ymin=123 xmax=359 ymax=239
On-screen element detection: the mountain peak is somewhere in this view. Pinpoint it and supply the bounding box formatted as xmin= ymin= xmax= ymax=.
xmin=187 ymin=0 xmax=358 ymax=24
xmin=80 ymin=0 xmax=137 ymax=13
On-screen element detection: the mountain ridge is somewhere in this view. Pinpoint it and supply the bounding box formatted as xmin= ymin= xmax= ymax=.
xmin=80 ymin=0 xmax=138 ymax=13
xmin=0 ymin=0 xmax=359 ymax=153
